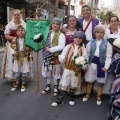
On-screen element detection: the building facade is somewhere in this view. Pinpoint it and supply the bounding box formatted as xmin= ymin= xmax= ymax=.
xmin=113 ymin=0 xmax=120 ymax=11
xmin=0 ymin=0 xmax=27 ymax=26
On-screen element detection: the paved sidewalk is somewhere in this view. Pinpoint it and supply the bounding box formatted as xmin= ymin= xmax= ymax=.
xmin=0 ymin=46 xmax=5 ymax=54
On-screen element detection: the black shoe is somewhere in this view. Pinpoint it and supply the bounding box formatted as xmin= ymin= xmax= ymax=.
xmin=42 ymin=84 xmax=51 ymax=94
xmin=51 ymin=97 xmax=63 ymax=106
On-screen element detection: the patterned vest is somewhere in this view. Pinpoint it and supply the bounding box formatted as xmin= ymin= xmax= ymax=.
xmin=52 ymin=30 xmax=62 ymax=56
xmin=65 ymin=44 xmax=83 ymax=66
xmin=89 ymin=39 xmax=108 ymax=65
xmin=11 ymin=37 xmax=32 ymax=60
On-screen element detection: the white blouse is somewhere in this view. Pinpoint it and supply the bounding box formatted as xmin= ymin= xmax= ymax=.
xmin=59 ymin=44 xmax=88 ymax=68
xmin=4 ymin=20 xmax=26 ymax=34
xmin=104 ymin=28 xmax=120 ymax=39
xmin=49 ymin=31 xmax=66 ymax=53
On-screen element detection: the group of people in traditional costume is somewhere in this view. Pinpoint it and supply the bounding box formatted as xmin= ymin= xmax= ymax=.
xmin=1 ymin=5 xmax=120 ymax=107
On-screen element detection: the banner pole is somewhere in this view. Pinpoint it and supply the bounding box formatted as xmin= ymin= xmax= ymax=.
xmin=35 ymin=0 xmax=48 ymax=92
xmin=36 ymin=51 xmax=39 ymax=92
xmin=26 ymin=0 xmax=49 ymax=92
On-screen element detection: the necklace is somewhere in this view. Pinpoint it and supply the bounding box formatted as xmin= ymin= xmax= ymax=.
xmin=68 ymin=27 xmax=76 ymax=31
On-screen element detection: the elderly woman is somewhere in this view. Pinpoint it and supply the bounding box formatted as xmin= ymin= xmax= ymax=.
xmin=41 ymin=17 xmax=66 ymax=96
xmin=1 ymin=9 xmax=26 ymax=86
xmin=103 ymin=16 xmax=120 ymax=94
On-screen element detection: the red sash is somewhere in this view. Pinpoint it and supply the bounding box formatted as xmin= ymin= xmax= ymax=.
xmin=10 ymin=29 xmax=17 ymax=37
xmin=83 ymin=17 xmax=92 ymax=33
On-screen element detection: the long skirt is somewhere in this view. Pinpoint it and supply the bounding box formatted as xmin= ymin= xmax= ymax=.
xmin=1 ymin=42 xmax=14 ymax=81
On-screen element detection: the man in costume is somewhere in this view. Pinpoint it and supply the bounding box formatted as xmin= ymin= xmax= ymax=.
xmin=78 ymin=5 xmax=100 ymax=44
xmin=1 ymin=9 xmax=26 ymax=86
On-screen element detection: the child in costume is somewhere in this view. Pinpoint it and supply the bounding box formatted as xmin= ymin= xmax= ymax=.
xmin=10 ymin=25 xmax=33 ymax=92
xmin=42 ymin=17 xmax=66 ymax=96
xmin=51 ymin=31 xmax=87 ymax=106
xmin=82 ymin=25 xmax=113 ymax=105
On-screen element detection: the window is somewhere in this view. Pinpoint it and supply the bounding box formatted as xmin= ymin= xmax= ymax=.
xmin=71 ymin=5 xmax=74 ymax=10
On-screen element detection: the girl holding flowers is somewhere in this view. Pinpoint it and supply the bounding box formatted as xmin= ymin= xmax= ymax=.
xmin=51 ymin=31 xmax=87 ymax=106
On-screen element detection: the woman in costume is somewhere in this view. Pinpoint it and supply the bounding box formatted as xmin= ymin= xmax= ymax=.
xmin=1 ymin=9 xmax=26 ymax=86
xmin=103 ymin=16 xmax=120 ymax=94
xmin=62 ymin=15 xmax=83 ymax=45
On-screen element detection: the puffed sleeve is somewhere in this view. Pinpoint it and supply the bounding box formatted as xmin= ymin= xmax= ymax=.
xmin=49 ymin=33 xmax=66 ymax=53
xmin=104 ymin=42 xmax=113 ymax=69
xmin=4 ymin=22 xmax=12 ymax=34
xmin=82 ymin=46 xmax=88 ymax=69
xmin=59 ymin=45 xmax=69 ymax=63
xmin=86 ymin=41 xmax=91 ymax=57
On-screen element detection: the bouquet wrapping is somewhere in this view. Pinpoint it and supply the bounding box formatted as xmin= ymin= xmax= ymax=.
xmin=113 ymin=38 xmax=120 ymax=48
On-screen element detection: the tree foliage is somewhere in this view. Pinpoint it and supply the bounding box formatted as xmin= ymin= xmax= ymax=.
xmin=99 ymin=11 xmax=106 ymax=21
xmin=98 ymin=11 xmax=115 ymax=22
xmin=106 ymin=11 xmax=114 ymax=20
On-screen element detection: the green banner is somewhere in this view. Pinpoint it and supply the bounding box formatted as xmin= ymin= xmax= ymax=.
xmin=26 ymin=19 xmax=50 ymax=52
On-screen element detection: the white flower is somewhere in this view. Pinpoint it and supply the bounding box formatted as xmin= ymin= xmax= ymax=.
xmin=75 ymin=56 xmax=85 ymax=65
xmin=34 ymin=33 xmax=41 ymax=40
xmin=113 ymin=38 xmax=120 ymax=48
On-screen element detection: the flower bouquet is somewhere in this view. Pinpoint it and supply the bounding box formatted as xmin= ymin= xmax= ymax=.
xmin=74 ymin=55 xmax=87 ymax=76
xmin=113 ymin=38 xmax=120 ymax=48
xmin=108 ymin=38 xmax=115 ymax=46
